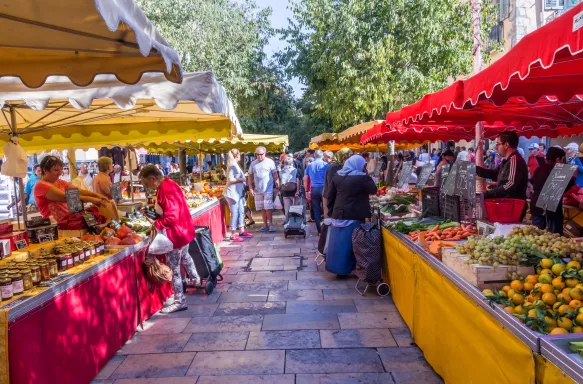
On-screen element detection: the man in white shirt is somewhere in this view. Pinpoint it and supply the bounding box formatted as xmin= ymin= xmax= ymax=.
xmin=248 ymin=146 xmax=279 ymax=232
xmin=457 ymin=146 xmax=468 ymax=161
xmin=418 ymin=149 xmax=430 ymax=164
xmin=72 ymin=163 xmax=93 ymax=191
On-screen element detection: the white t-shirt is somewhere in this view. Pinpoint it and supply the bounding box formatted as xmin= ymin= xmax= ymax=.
xmin=457 ymin=151 xmax=468 ymax=161
xmin=249 ymin=158 xmax=277 ymax=194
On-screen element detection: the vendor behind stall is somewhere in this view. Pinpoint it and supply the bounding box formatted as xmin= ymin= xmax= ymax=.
xmin=93 ymin=157 xmax=128 ymax=199
xmin=433 ymin=150 xmax=454 ymax=187
xmin=476 ymin=132 xmax=528 ymax=200
xmin=34 ymin=156 xmax=108 ymax=225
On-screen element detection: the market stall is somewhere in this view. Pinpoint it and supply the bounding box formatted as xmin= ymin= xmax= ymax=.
xmin=359 ymin=4 xmax=583 ymax=383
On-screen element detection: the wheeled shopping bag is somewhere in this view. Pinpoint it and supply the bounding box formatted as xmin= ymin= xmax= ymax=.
xmin=352 ymin=222 xmax=390 ymax=296
xmin=185 ymin=226 xmax=223 ymax=294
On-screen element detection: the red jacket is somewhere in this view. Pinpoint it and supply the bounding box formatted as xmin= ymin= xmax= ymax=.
xmin=155 ymin=178 xmax=195 ymax=248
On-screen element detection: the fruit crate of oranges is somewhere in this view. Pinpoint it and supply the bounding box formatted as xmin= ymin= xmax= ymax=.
xmin=483 ymin=258 xmax=583 ymax=335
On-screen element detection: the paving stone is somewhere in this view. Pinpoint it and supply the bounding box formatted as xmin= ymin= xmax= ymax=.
xmin=186 ymin=350 xmax=285 ymax=376
xmin=218 ymin=274 xmax=256 ymax=283
xmin=91 ymin=380 xmax=115 ymax=384
xmin=250 ymin=258 xmax=270 ymax=266
xmin=268 ymin=289 xmax=323 ymax=301
xmin=137 ymin=318 xmax=190 ymax=335
xmin=183 ymin=332 xmax=249 ymax=352
xmin=237 ymin=255 xmax=257 ymax=261
xmin=391 ymin=370 xmax=443 ymax=384
xmin=184 ymin=292 xmax=221 ymax=304
xmin=262 ymin=313 xmax=339 ymax=331
xmin=323 ymin=289 xmax=389 ymax=300
xmin=221 ymin=253 xmax=243 ymax=260
xmin=254 ymin=272 xmax=297 ymax=282
xmin=320 ymin=329 xmax=397 ymax=348
xmin=269 ymin=258 xmax=301 ymax=266
xmin=119 ymin=334 xmax=191 ymax=354
xmin=296 ymin=373 xmax=395 ymax=384
xmin=95 ymin=355 xmax=126 ymax=379
xmin=196 ymin=375 xmax=295 ymax=384
xmin=183 ymin=315 xmax=263 ymax=333
xmin=222 ymin=260 xmax=250 ymax=268
xmin=286 ymin=300 xmax=356 ymax=314
xmin=246 ymin=330 xmax=320 ymax=350
xmin=285 ymin=348 xmax=384 ymax=374
xmin=224 ymin=267 xmax=248 ymax=274
xmin=353 ymin=299 xmax=398 ymax=312
xmin=296 ymin=271 xmax=339 ymax=280
xmin=271 ymin=243 xmax=304 ymax=249
xmin=228 ymin=281 xmax=288 ymax=292
xmin=249 ymin=265 xmax=284 ymax=272
xmin=112 ymin=378 xmax=198 ymax=384
xmin=111 ymin=353 xmax=196 ymax=379
xmin=215 ymin=302 xmax=286 ymax=316
xmin=377 ymin=347 xmax=433 ymax=373
xmin=217 ymin=291 xmax=269 ymax=303
xmin=338 ymin=312 xmax=406 ymax=329
xmin=152 ymin=304 xmax=218 ymax=318
xmin=289 ymin=279 xmax=351 ymax=290
xmin=390 ymin=328 xmax=415 ymax=347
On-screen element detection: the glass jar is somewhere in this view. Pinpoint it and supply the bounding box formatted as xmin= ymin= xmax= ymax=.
xmin=79 ymin=247 xmax=86 ymax=262
xmin=47 ymin=259 xmax=58 ymax=278
xmin=95 ymin=241 xmax=104 ymax=256
xmin=65 ymin=253 xmax=73 ymax=269
xmin=30 ymin=264 xmax=41 ymax=286
xmin=39 ymin=262 xmax=50 ymax=281
xmin=10 ymin=273 xmax=23 ymax=295
xmin=55 ymin=255 xmax=68 ymax=272
xmin=18 ymin=269 xmax=33 ymax=291
xmin=83 ymin=246 xmax=91 ymax=261
xmin=72 ymin=251 xmax=80 ymax=266
xmin=0 ymin=276 xmax=13 ymax=300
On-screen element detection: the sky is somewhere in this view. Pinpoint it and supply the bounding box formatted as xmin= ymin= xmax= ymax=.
xmin=254 ymin=0 xmax=304 ymax=98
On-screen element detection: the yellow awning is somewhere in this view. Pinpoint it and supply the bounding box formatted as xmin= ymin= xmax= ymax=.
xmin=0 ymin=0 xmax=182 ymax=87
xmin=337 ymin=120 xmax=384 ymax=142
xmin=141 ymin=134 xmax=289 ymax=155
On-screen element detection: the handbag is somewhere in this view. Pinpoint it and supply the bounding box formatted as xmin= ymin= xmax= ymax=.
xmin=143 ymin=254 xmax=172 ymax=284
xmin=281 ymin=182 xmax=297 ymax=192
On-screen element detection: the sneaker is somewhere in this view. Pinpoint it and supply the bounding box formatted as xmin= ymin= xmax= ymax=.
xmin=161 ymin=302 xmax=188 ymax=314
xmin=269 ymin=225 xmax=276 ymax=232
xmin=239 ymin=231 xmax=254 ymax=238
xmin=258 ymin=226 xmax=269 ymax=232
xmin=230 ymin=235 xmax=244 ymax=242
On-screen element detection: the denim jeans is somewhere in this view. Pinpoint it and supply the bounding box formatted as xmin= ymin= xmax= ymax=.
xmin=311 ymin=186 xmax=324 ymax=233
xmin=229 ymin=197 xmax=245 ymax=231
xmin=532 ymin=213 xmax=564 ymax=235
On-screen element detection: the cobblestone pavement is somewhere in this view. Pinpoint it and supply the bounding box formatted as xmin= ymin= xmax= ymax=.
xmin=92 ymin=217 xmax=442 ymax=384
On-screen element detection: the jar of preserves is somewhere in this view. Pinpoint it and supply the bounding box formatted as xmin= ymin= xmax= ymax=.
xmin=95 ymin=241 xmax=104 ymax=256
xmin=10 ymin=273 xmax=23 ymax=295
xmin=55 ymin=255 xmax=67 ymax=271
xmin=39 ymin=262 xmax=50 ymax=281
xmin=18 ymin=269 xmax=33 ymax=291
xmin=72 ymin=250 xmax=80 ymax=266
xmin=46 ymin=259 xmax=58 ymax=278
xmin=83 ymin=246 xmax=91 ymax=260
xmin=0 ymin=276 xmax=13 ymax=300
xmin=30 ymin=264 xmax=41 ymax=286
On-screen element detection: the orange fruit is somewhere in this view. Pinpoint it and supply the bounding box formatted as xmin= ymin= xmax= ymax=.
xmin=539 ymin=274 xmax=552 ymax=284
xmin=559 ymin=305 xmax=575 ymax=315
xmin=567 ymin=278 xmax=579 ymax=288
xmin=523 ymin=282 xmax=534 ymax=292
xmin=558 ymin=317 xmax=574 ymax=330
xmin=550 ymin=328 xmax=569 ymax=335
xmin=542 ymin=293 xmax=557 ymax=305
xmin=512 ymin=294 xmax=525 ymax=306
xmin=534 ymin=283 xmax=544 ymax=290
xmin=541 ymin=284 xmax=553 ymax=294
xmin=525 ymin=275 xmax=539 ymax=284
xmin=510 ymin=280 xmax=524 ymax=292
xmin=552 ymin=277 xmax=565 ymax=290
xmin=507 ymin=289 xmax=517 ymax=299
xmin=577 ymin=314 xmax=583 ymax=326
xmin=572 ymin=326 xmax=583 ymax=333
xmin=514 ymin=305 xmax=526 ymax=315
xmin=541 ymin=269 xmax=553 ymax=276
xmin=571 ymin=300 xmax=583 ymax=310
xmin=554 ymin=302 xmax=563 ymax=311
xmin=502 ymin=285 xmax=512 ymax=292
xmin=552 ymin=263 xmax=566 ymax=276
xmin=567 ymin=260 xmax=581 ymax=270
xmin=541 ymin=259 xmax=554 ymax=269
xmin=504 ymin=306 xmax=515 ymax=314
xmin=571 ymin=288 xmax=583 ymax=300
xmin=558 ymin=293 xmax=571 ymax=304
xmin=528 ymin=309 xmax=538 ymax=318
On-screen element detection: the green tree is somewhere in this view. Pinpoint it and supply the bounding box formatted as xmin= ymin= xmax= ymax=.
xmin=279 ymin=0 xmax=499 ymax=130
xmin=136 ymin=0 xmax=273 ymax=103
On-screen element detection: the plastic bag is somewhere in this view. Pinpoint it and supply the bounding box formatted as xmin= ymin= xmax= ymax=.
xmin=273 ymin=195 xmax=283 ymax=210
xmin=149 ymin=229 xmax=174 ymax=254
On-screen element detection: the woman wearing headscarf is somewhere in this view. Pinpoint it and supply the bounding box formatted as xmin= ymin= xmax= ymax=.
xmin=325 ymin=155 xmax=377 ymax=276
xmin=323 ymin=148 xmax=353 ymax=219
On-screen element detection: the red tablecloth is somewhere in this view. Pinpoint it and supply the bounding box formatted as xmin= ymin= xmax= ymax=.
xmin=9 ymin=254 xmax=138 ymax=384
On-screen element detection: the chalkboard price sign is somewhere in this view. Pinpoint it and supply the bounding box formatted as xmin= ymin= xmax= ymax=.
xmin=455 ymin=161 xmax=477 ymax=204
xmin=397 ymin=161 xmax=413 ymax=189
xmin=83 ymin=212 xmax=99 ymax=228
xmin=65 ymin=188 xmax=84 ymax=214
xmin=110 ymin=182 xmax=122 ymax=203
xmin=442 ymin=162 xmax=460 ymax=196
xmin=417 ymin=163 xmax=434 ymax=188
xmin=536 ymin=163 xmax=577 ymax=212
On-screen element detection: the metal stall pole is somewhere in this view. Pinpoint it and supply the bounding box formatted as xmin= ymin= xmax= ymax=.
xmin=9 ymin=106 xmax=28 ymax=227
xmin=472 ymin=0 xmax=486 ymax=193
xmin=127 ymin=146 xmax=135 ymax=202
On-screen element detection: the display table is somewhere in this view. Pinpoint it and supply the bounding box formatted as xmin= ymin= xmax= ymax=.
xmin=190 ymin=199 xmax=226 ymax=244
xmin=382 ymin=228 xmax=577 ymax=384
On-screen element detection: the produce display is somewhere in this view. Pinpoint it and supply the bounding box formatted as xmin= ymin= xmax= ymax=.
xmin=185 ymin=192 xmax=217 ymax=209
xmin=371 ymin=193 xmax=418 ymax=215
xmin=98 ymin=219 xmax=146 ymax=246
xmin=483 ymin=257 xmax=583 ymax=335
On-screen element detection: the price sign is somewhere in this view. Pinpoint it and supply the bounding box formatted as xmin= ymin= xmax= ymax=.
xmin=442 ymin=162 xmax=460 ymax=196
xmin=110 ymin=182 xmax=122 ymax=203
xmin=37 ymin=234 xmax=54 ymax=243
xmin=65 ymin=188 xmax=84 ymax=214
xmin=536 ymin=163 xmax=577 ymax=212
xmin=396 ymin=161 xmax=413 ymax=189
xmin=15 ymin=239 xmax=28 ymax=250
xmin=455 ymin=161 xmax=477 ymax=204
xmin=417 ymin=163 xmax=434 ymax=188
xmin=83 ymin=212 xmax=99 ymax=228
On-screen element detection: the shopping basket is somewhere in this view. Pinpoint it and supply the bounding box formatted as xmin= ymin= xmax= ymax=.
xmin=484 ymin=198 xmax=525 ymax=223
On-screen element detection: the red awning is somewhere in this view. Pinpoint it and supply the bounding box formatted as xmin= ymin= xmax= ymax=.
xmin=385 ymin=3 xmax=583 ymax=127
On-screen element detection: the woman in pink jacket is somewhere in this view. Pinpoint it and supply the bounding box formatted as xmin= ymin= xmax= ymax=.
xmin=140 ymin=164 xmax=200 ymax=313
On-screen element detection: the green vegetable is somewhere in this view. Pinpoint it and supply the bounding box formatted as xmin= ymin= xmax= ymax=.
xmin=439 ymin=222 xmax=460 ymax=230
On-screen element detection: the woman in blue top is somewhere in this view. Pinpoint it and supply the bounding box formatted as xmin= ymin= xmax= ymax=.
xmin=565 ymin=143 xmax=583 ymax=187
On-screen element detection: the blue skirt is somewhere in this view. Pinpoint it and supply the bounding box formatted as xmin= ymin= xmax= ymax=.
xmin=325 ymin=221 xmax=361 ymax=275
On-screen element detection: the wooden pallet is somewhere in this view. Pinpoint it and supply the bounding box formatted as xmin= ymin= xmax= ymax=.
xmin=442 ymin=247 xmax=535 ymax=290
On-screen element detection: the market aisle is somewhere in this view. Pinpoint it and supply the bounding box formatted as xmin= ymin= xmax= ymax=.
xmin=92 ymin=215 xmax=442 ymax=384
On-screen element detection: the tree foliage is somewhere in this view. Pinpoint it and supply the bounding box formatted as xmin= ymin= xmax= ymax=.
xmin=279 ymin=0 xmax=499 ymax=130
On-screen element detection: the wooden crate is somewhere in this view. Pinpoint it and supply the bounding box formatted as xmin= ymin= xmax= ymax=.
xmin=442 ymin=247 xmax=535 ymax=290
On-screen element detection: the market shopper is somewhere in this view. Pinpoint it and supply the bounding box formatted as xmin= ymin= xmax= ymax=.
xmin=527 ymin=143 xmax=545 ymax=178
xmin=248 ymin=146 xmax=279 ymax=232
xmin=476 ymin=132 xmax=528 ymax=200
xmin=434 ymin=150 xmax=455 ymax=187
xmin=530 ymin=147 xmax=572 ymax=235
xmin=326 ymin=155 xmax=377 ymax=276
xmin=139 ymin=164 xmax=200 ymax=314
xmin=226 ymin=149 xmax=254 ymax=242
xmin=565 ymin=143 xmax=583 ymax=187
xmin=73 ymin=163 xmax=93 ymax=191
xmin=93 ymin=157 xmax=127 ymax=198
xmin=279 ymin=156 xmax=301 ymax=220
xmin=24 ymin=164 xmax=41 ymax=209
xmin=323 ymin=148 xmax=353 ymax=219
xmin=304 ymin=150 xmax=329 ymax=234
xmin=34 ymin=156 xmax=107 ymax=224
xmin=111 ymin=164 xmax=128 ymax=183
